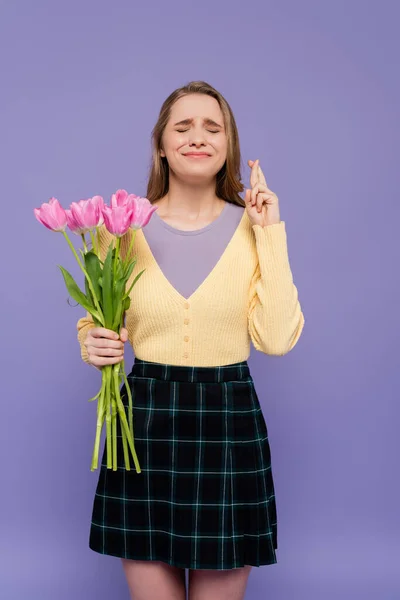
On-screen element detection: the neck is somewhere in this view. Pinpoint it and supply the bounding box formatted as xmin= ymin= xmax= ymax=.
xmin=161 ymin=172 xmax=223 ymax=216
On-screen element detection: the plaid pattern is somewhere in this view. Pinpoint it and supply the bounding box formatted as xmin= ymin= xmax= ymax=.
xmin=89 ymin=357 xmax=278 ymax=570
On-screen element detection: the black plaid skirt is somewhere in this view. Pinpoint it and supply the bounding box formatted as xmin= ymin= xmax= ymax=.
xmin=89 ymin=357 xmax=278 ymax=570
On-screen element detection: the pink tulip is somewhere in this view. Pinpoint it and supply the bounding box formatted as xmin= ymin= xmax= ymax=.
xmin=68 ymin=196 xmax=105 ymax=234
xmin=65 ymin=209 xmax=98 ymax=235
xmin=34 ymin=198 xmax=68 ymax=232
xmin=110 ymin=189 xmax=141 ymax=209
xmin=102 ymin=204 xmax=134 ymax=237
xmin=129 ymin=196 xmax=158 ymax=230
xmin=91 ymin=196 xmax=105 ymax=226
xmin=65 ymin=209 xmax=83 ymax=234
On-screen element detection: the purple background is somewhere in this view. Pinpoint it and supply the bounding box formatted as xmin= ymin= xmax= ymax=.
xmin=1 ymin=1 xmax=399 ymax=598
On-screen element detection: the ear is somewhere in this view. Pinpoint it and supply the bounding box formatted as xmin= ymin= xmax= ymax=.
xmin=160 ymin=147 xmax=166 ymax=158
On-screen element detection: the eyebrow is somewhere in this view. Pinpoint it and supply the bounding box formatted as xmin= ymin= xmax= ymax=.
xmin=173 ymin=117 xmax=223 ymax=129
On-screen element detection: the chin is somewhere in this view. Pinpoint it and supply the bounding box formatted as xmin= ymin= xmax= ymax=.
xmin=183 ymin=169 xmax=218 ymax=182
xmin=172 ymin=165 xmax=218 ymax=182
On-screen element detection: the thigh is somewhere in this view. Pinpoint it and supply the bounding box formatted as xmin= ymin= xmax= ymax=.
xmin=188 ymin=565 xmax=252 ymax=600
xmin=121 ymin=558 xmax=186 ymax=600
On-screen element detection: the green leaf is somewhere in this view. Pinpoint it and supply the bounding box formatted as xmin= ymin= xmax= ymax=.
xmin=123 ymin=268 xmax=146 ymax=299
xmin=88 ymin=389 xmax=102 ymax=402
xmin=57 ymin=265 xmax=104 ymax=324
xmin=84 ymin=275 xmax=93 ymax=307
xmin=101 ymin=242 xmax=114 ymax=328
xmin=91 ymin=314 xmax=103 ymax=328
xmin=124 ymin=296 xmax=131 ymax=311
xmin=84 ymin=251 xmax=102 ymax=303
xmin=112 ymin=277 xmax=126 ymax=330
xmin=115 ymin=259 xmax=124 ymax=281
xmin=81 ymin=253 xmax=104 ymax=318
xmin=123 ymin=258 xmax=137 ymax=282
xmin=123 ymin=256 xmax=137 ymax=279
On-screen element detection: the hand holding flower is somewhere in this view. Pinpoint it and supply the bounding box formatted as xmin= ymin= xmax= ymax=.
xmin=84 ymin=326 xmax=128 ymax=371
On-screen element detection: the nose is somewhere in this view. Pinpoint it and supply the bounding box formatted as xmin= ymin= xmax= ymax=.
xmin=188 ymin=126 xmax=207 ymax=147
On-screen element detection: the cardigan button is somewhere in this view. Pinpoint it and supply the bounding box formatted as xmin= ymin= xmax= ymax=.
xmin=183 ymin=352 xmax=189 ymax=358
xmin=184 ymin=318 xmax=189 ymax=325
xmin=184 ymin=301 xmax=190 ymax=309
xmin=184 ymin=336 xmax=189 ymax=342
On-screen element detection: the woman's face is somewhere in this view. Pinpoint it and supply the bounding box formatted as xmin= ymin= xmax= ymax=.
xmin=160 ymin=94 xmax=228 ymax=184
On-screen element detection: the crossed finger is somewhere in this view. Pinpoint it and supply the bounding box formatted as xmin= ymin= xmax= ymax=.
xmin=257 ymin=163 xmax=268 ymax=188
xmin=249 ymin=159 xmax=259 ymax=188
xmin=248 ymin=158 xmax=269 ymax=188
xmin=251 ymin=183 xmax=274 ymax=209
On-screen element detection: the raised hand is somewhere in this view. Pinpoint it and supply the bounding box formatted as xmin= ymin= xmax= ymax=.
xmin=244 ymin=159 xmax=281 ymax=227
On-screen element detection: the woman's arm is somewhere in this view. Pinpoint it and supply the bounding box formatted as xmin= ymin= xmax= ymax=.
xmin=247 ymin=221 xmax=305 ymax=356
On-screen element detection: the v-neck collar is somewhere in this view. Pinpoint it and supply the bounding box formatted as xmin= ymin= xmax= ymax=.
xmin=152 ymin=199 xmax=229 ymax=235
xmin=137 ymin=207 xmax=248 ymax=305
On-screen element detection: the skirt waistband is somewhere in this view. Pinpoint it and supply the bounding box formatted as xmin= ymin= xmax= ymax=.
xmin=129 ymin=357 xmax=251 ymax=383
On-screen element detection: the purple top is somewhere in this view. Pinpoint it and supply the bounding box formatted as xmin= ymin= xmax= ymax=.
xmin=142 ymin=201 xmax=245 ymax=299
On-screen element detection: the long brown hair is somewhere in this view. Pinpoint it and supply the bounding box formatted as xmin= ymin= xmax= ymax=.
xmin=146 ymin=81 xmax=245 ymax=208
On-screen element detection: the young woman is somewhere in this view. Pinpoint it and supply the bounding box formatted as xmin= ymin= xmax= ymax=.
xmin=77 ymin=80 xmax=305 ymax=600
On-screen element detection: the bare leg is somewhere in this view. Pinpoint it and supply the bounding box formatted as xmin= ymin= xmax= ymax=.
xmin=188 ymin=565 xmax=252 ymax=600
xmin=121 ymin=558 xmax=187 ymax=600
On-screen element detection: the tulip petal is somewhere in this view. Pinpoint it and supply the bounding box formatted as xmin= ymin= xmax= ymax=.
xmin=33 ymin=198 xmax=67 ymax=231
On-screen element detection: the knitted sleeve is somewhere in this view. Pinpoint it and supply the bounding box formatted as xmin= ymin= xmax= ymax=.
xmin=76 ymin=224 xmax=120 ymax=364
xmin=247 ymin=221 xmax=305 ymax=356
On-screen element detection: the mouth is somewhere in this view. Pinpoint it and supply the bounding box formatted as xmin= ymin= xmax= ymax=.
xmin=182 ymin=152 xmax=211 ymax=158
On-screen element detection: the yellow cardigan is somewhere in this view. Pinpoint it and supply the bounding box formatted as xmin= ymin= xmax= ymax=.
xmin=76 ymin=208 xmax=305 ymax=367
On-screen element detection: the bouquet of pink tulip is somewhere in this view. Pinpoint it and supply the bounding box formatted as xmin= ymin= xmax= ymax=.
xmin=34 ymin=189 xmax=158 ymax=474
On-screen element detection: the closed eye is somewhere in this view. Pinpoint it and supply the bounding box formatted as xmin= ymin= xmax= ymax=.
xmin=176 ymin=129 xmax=220 ymax=134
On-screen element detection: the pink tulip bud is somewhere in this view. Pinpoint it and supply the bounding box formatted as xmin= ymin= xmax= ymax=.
xmin=129 ymin=196 xmax=158 ymax=230
xmin=91 ymin=196 xmax=105 ymax=226
xmin=69 ymin=196 xmax=105 ymax=234
xmin=111 ymin=189 xmax=127 ymax=208
xmin=111 ymin=189 xmax=143 ymax=209
xmin=34 ymin=198 xmax=68 ymax=232
xmin=102 ymin=204 xmax=134 ymax=237
xmin=65 ymin=209 xmax=87 ymax=235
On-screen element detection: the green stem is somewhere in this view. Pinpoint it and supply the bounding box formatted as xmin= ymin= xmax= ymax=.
xmin=95 ymin=228 xmax=100 ymax=257
xmin=105 ymin=366 xmax=112 ymax=469
xmin=89 ymin=229 xmax=97 ymax=255
xmin=81 ymin=233 xmax=88 ymax=252
xmin=115 ymin=392 xmax=141 ymax=473
xmin=91 ymin=373 xmax=106 ymax=471
xmin=111 ymin=334 xmax=141 ymax=474
xmin=123 ymin=228 xmax=137 ymax=269
xmin=114 ymin=362 xmax=131 ymax=470
xmin=111 ymin=377 xmax=117 ymax=471
xmin=120 ymin=419 xmax=130 ymax=470
xmin=119 ymin=311 xmax=134 ymax=442
xmin=62 ymin=230 xmax=105 ymax=326
xmin=113 ymin=236 xmax=120 ymax=286
xmin=121 ymin=360 xmax=134 ymax=442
